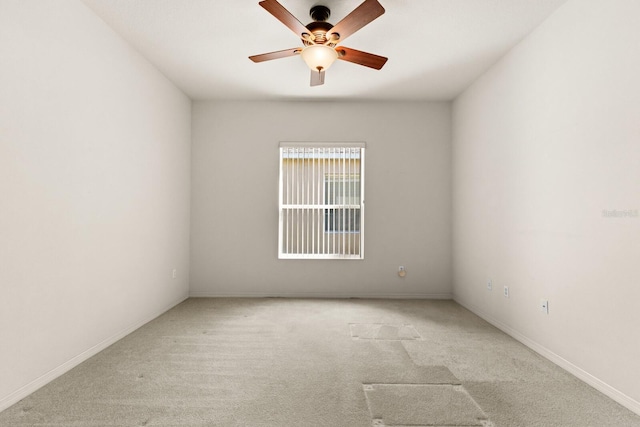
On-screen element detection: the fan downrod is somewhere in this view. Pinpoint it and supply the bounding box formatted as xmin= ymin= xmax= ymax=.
xmin=310 ymin=5 xmax=330 ymax=22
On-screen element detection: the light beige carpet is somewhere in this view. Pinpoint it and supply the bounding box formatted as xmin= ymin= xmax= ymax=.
xmin=1 ymin=298 xmax=639 ymax=426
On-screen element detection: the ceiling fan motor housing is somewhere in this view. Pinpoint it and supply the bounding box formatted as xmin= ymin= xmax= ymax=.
xmin=305 ymin=6 xmax=335 ymax=46
xmin=304 ymin=22 xmax=334 ymax=45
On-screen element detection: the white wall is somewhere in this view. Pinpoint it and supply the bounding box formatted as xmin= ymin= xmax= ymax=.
xmin=191 ymin=101 xmax=451 ymax=298
xmin=0 ymin=0 xmax=191 ymax=410
xmin=452 ymin=0 xmax=640 ymax=412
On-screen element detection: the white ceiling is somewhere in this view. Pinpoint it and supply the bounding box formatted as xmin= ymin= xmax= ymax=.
xmin=81 ymin=0 xmax=568 ymax=101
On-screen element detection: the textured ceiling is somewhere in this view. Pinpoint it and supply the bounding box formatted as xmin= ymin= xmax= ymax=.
xmin=81 ymin=0 xmax=569 ymax=101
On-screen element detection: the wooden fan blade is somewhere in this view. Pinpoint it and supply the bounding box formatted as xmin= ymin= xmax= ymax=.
xmin=259 ymin=0 xmax=309 ymax=38
xmin=249 ymin=48 xmax=301 ymax=63
xmin=327 ymin=0 xmax=385 ymax=43
xmin=310 ymin=69 xmax=325 ymax=86
xmin=336 ymin=47 xmax=387 ymax=70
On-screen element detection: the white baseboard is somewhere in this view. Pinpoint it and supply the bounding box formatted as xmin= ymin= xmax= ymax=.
xmin=0 ymin=294 xmax=189 ymax=413
xmin=454 ymin=295 xmax=640 ymax=416
xmin=189 ymin=291 xmax=453 ymax=300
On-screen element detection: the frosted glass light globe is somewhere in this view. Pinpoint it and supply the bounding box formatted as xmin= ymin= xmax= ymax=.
xmin=301 ymin=45 xmax=338 ymax=71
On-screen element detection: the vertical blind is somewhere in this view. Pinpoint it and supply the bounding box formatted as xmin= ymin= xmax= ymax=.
xmin=278 ymin=142 xmax=365 ymax=259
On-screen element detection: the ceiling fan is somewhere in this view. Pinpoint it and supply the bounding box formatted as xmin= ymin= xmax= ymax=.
xmin=249 ymin=0 xmax=388 ymax=86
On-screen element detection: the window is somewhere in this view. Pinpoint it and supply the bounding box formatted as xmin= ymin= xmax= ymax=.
xmin=324 ymin=175 xmax=361 ymax=233
xmin=278 ymin=142 xmax=365 ymax=259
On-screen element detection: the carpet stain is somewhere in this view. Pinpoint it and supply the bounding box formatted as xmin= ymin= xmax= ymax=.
xmin=350 ymin=323 xmax=422 ymax=340
xmin=363 ymin=383 xmax=491 ymax=426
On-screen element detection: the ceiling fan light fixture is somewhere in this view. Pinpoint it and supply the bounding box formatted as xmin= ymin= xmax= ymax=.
xmin=250 ymin=0 xmax=387 ymax=86
xmin=301 ymin=45 xmax=338 ymax=72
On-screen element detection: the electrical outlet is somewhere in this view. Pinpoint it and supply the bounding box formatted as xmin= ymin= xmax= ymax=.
xmin=487 ymin=279 xmax=493 ymax=291
xmin=540 ymin=299 xmax=549 ymax=314
xmin=503 ymin=286 xmax=509 ymax=298
xmin=398 ymin=266 xmax=406 ymax=278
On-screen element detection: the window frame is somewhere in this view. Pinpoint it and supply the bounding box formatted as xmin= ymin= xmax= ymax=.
xmin=278 ymin=142 xmax=365 ymax=260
